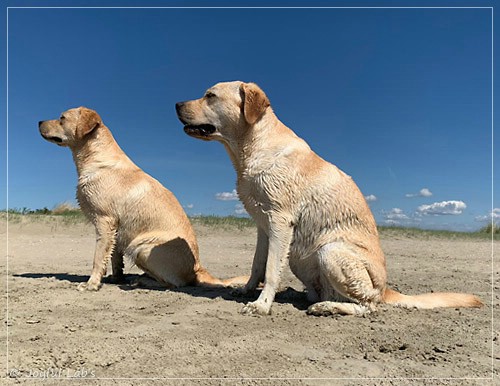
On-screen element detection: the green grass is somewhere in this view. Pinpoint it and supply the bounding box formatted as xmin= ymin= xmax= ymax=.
xmin=1 ymin=207 xmax=498 ymax=240
xmin=479 ymin=222 xmax=500 ymax=235
xmin=5 ymin=202 xmax=84 ymax=217
xmin=378 ymin=225 xmax=499 ymax=240
xmin=190 ymin=215 xmax=255 ymax=230
xmin=1 ymin=206 xmax=87 ymax=225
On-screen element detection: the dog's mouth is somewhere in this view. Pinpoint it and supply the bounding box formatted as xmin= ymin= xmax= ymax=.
xmin=41 ymin=133 xmax=64 ymax=145
xmin=183 ymin=124 xmax=217 ymax=138
xmin=48 ymin=136 xmax=63 ymax=143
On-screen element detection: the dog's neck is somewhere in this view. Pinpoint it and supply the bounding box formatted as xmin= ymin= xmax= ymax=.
xmin=70 ymin=125 xmax=132 ymax=178
xmin=227 ymin=109 xmax=308 ymax=177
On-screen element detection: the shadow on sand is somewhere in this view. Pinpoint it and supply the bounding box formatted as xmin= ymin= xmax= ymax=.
xmin=13 ymin=272 xmax=310 ymax=311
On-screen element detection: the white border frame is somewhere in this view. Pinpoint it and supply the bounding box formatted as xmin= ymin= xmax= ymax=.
xmin=5 ymin=4 xmax=495 ymax=382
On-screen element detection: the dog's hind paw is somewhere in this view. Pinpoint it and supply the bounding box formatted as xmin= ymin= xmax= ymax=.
xmin=306 ymin=302 xmax=335 ymax=316
xmin=230 ymin=286 xmax=253 ymax=297
xmin=307 ymin=301 xmax=370 ymax=316
xmin=130 ymin=274 xmax=164 ymax=289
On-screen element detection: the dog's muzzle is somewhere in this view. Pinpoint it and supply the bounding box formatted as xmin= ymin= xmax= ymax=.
xmin=39 ymin=122 xmax=64 ymax=145
xmin=176 ymin=101 xmax=217 ymax=138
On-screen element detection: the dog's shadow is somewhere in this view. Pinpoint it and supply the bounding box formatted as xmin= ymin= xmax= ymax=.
xmin=171 ymin=284 xmax=310 ymax=311
xmin=13 ymin=273 xmax=310 ymax=311
xmin=15 ymin=272 xmax=89 ymax=283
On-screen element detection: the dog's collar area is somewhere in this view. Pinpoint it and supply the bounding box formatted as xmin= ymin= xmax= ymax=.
xmin=183 ymin=124 xmax=216 ymax=137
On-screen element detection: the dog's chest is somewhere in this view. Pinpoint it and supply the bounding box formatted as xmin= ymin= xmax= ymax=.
xmin=76 ymin=172 xmax=113 ymax=216
xmin=239 ymin=188 xmax=269 ymax=230
xmin=238 ymin=166 xmax=296 ymax=230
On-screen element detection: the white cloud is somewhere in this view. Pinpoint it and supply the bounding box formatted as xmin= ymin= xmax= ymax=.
xmin=382 ymin=208 xmax=423 ymax=226
xmin=417 ymin=200 xmax=466 ymax=216
xmin=419 ymin=188 xmax=433 ymax=197
xmin=382 ymin=210 xmax=407 ymax=226
xmin=184 ymin=204 xmax=194 ymax=209
xmin=405 ymin=188 xmax=433 ymax=198
xmin=475 ymin=208 xmax=500 ymax=223
xmin=215 ymin=189 xmax=239 ymax=201
xmin=365 ymin=194 xmax=377 ymax=202
xmin=234 ymin=203 xmax=248 ymax=216
xmin=490 ymin=208 xmax=500 ymax=219
xmin=385 ymin=208 xmax=410 ymax=220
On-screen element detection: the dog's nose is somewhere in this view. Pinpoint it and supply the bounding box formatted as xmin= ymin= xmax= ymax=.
xmin=175 ymin=102 xmax=184 ymax=114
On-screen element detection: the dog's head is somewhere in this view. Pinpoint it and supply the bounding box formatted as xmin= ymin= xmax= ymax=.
xmin=175 ymin=81 xmax=270 ymax=144
xmin=39 ymin=107 xmax=102 ymax=147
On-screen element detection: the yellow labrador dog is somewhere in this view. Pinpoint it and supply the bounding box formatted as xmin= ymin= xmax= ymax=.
xmin=176 ymin=81 xmax=483 ymax=316
xmin=39 ymin=106 xmax=244 ymax=291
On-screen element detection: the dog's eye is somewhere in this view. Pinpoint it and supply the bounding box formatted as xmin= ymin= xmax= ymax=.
xmin=205 ymin=92 xmax=216 ymax=99
xmin=60 ymin=115 xmax=65 ymax=121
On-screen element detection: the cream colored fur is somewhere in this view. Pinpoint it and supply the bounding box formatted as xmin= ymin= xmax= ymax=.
xmin=39 ymin=107 xmax=245 ymax=291
xmin=176 ymin=81 xmax=483 ymax=316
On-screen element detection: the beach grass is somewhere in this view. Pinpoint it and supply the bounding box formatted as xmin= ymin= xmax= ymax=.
xmin=1 ymin=206 xmax=498 ymax=240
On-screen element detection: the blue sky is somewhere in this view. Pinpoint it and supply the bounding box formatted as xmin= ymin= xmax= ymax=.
xmin=2 ymin=2 xmax=497 ymax=231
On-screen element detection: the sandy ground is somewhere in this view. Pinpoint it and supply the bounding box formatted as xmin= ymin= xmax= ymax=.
xmin=1 ymin=216 xmax=497 ymax=385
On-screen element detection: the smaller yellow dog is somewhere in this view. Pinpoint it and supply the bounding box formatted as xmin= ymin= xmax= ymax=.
xmin=39 ymin=106 xmax=245 ymax=291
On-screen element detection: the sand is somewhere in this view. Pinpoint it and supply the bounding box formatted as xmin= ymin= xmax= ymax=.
xmin=1 ymin=216 xmax=497 ymax=385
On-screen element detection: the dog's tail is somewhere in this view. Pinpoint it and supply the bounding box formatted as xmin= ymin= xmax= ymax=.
xmin=194 ymin=268 xmax=248 ymax=288
xmin=382 ymin=288 xmax=483 ymax=309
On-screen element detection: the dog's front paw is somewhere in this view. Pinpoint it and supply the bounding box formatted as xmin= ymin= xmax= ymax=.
xmin=77 ymin=281 xmax=101 ymax=291
xmin=240 ymin=301 xmax=271 ymax=316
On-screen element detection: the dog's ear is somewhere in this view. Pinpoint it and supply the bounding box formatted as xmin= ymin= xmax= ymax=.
xmin=77 ymin=107 xmax=101 ymax=137
xmin=241 ymin=82 xmax=270 ymax=125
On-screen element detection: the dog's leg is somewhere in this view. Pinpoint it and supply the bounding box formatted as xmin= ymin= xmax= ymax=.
xmin=109 ymin=249 xmax=125 ymax=284
xmin=127 ymin=237 xmax=192 ymax=288
xmin=78 ymin=216 xmax=117 ymax=291
xmin=233 ymin=227 xmax=268 ymax=296
xmin=241 ymin=217 xmax=293 ymax=315
xmin=289 ymin=253 xmax=321 ymax=302
xmin=306 ymin=242 xmax=381 ymax=316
